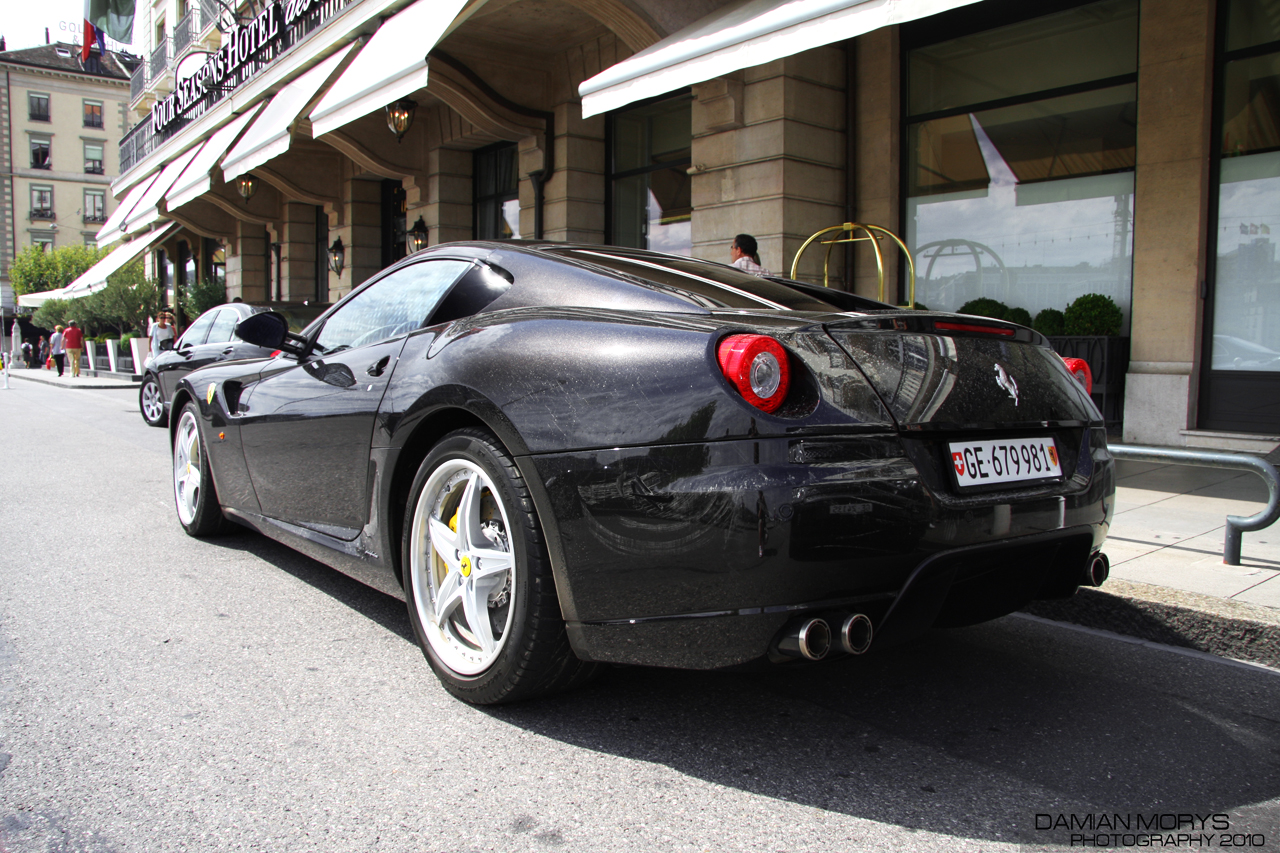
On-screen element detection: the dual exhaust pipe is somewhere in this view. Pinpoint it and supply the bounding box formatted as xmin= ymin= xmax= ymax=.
xmin=776 ymin=613 xmax=873 ymax=661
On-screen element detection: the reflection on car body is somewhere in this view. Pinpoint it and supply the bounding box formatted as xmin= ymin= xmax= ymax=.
xmin=167 ymin=241 xmax=1116 ymax=705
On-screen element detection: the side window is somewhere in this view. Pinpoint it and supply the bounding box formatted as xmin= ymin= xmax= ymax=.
xmin=178 ymin=312 xmax=217 ymax=347
xmin=207 ymin=309 xmax=239 ymax=344
xmin=315 ymin=259 xmax=472 ymax=353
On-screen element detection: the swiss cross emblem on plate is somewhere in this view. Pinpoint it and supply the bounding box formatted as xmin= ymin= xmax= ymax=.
xmin=952 ymin=452 xmax=965 ymax=476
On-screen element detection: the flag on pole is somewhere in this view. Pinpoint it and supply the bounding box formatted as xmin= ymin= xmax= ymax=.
xmin=87 ymin=0 xmax=134 ymax=45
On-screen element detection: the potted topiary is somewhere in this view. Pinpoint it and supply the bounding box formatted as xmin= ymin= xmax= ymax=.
xmin=1047 ymin=293 xmax=1129 ymax=427
xmin=957 ymin=298 xmax=1009 ymax=319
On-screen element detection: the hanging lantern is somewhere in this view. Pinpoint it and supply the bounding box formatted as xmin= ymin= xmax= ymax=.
xmin=328 ymin=237 xmax=345 ymax=278
xmin=236 ymin=174 xmax=258 ymax=203
xmin=385 ymin=98 xmax=417 ymax=143
xmin=406 ymin=216 xmax=428 ymax=254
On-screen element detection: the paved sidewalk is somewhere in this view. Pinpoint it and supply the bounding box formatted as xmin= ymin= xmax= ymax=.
xmin=3 ymin=365 xmax=138 ymax=389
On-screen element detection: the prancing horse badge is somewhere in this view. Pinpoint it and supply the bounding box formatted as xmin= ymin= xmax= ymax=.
xmin=994 ymin=364 xmax=1019 ymax=406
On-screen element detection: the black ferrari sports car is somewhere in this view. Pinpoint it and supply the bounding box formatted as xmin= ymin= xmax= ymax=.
xmin=170 ymin=241 xmax=1115 ymax=704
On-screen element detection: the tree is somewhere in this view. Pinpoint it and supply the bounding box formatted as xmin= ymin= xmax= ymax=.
xmin=32 ymin=298 xmax=72 ymax=329
xmin=10 ymin=244 xmax=109 ymax=295
xmin=179 ymin=275 xmax=227 ymax=323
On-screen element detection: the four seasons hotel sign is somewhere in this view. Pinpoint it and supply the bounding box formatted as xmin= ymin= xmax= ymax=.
xmin=151 ymin=0 xmax=347 ymax=134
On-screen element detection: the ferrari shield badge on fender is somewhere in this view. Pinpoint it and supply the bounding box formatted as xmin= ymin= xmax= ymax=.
xmin=994 ymin=364 xmax=1019 ymax=406
xmin=206 ymin=383 xmax=216 ymax=405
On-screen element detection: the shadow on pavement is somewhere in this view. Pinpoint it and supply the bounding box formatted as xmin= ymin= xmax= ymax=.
xmin=200 ymin=526 xmax=1280 ymax=845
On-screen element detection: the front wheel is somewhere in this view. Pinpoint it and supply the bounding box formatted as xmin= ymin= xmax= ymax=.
xmin=172 ymin=403 xmax=228 ymax=537
xmin=140 ymin=375 xmax=167 ymax=427
xmin=402 ymin=428 xmax=596 ymax=704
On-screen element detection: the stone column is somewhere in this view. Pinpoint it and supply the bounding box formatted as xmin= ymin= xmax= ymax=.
xmin=1123 ymin=0 xmax=1215 ymax=446
xmin=540 ymin=104 xmax=606 ymax=243
xmin=226 ymin=221 xmax=268 ymax=303
xmin=422 ymin=149 xmax=472 ymax=246
xmin=853 ymin=28 xmax=901 ymax=301
xmin=278 ymin=202 xmax=318 ymax=303
xmin=326 ymin=177 xmax=382 ymax=300
xmin=689 ymin=46 xmax=847 ymax=284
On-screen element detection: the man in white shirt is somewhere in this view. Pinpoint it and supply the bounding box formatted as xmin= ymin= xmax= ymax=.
xmin=49 ymin=325 xmax=66 ymax=377
xmin=730 ymin=234 xmax=772 ymax=277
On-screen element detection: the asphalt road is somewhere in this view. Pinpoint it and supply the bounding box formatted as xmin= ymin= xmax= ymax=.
xmin=1 ymin=378 xmax=1279 ymax=853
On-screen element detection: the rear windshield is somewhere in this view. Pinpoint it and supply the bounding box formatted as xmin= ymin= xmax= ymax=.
xmin=544 ymin=247 xmax=840 ymax=311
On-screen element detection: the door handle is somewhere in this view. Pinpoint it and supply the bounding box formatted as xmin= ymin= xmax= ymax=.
xmin=367 ymin=355 xmax=391 ymax=377
xmin=221 ymin=348 xmax=235 ymax=355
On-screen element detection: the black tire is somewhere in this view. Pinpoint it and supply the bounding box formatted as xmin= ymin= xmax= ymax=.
xmin=172 ymin=402 xmax=228 ymax=537
xmin=140 ymin=374 xmax=168 ymax=427
xmin=402 ymin=428 xmax=597 ymax=704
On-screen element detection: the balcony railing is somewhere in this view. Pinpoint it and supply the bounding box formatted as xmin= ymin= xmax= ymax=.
xmin=84 ymin=213 xmax=107 ymax=224
xmin=30 ymin=158 xmax=51 ymax=170
xmin=174 ymin=12 xmax=193 ymax=54
xmin=29 ymin=109 xmax=50 ymax=122
xmin=30 ymin=209 xmax=56 ymax=221
xmin=85 ymin=160 xmax=105 ymax=175
xmin=130 ymin=63 xmax=146 ymax=101
xmin=120 ymin=119 xmax=155 ymax=175
xmin=84 ymin=113 xmax=104 ymax=129
xmin=150 ymin=39 xmax=170 ymax=79
xmin=200 ymin=0 xmax=221 ymax=32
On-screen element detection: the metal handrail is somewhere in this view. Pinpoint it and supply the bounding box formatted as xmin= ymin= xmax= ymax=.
xmin=1108 ymin=444 xmax=1280 ymax=565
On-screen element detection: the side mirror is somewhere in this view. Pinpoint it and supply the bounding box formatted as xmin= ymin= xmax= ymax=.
xmin=235 ymin=311 xmax=308 ymax=356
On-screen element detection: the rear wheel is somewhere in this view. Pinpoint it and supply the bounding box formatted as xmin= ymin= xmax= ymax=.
xmin=402 ymin=428 xmax=596 ymax=704
xmin=140 ymin=375 xmax=167 ymax=427
xmin=173 ymin=403 xmax=228 ymax=537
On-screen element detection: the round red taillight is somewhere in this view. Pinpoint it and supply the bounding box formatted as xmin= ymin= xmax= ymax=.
xmin=717 ymin=334 xmax=791 ymax=413
xmin=1061 ymin=356 xmax=1093 ymax=394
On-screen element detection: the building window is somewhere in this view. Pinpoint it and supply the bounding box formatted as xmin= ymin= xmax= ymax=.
xmin=84 ymin=142 xmax=105 ymax=174
xmin=30 ymin=135 xmax=52 ymax=169
xmin=474 ymin=143 xmax=520 ymax=240
xmin=30 ymin=186 xmax=54 ymax=220
xmin=903 ymin=0 xmax=1138 ymax=324
xmin=32 ymin=233 xmax=54 ymax=251
xmin=28 ymin=93 xmax=50 ymax=121
xmin=85 ymin=189 xmax=106 ymax=223
xmin=83 ymin=100 xmax=104 ymax=128
xmin=609 ymin=93 xmax=693 ymax=255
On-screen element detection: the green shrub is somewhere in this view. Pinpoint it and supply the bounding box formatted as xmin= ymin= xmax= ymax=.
xmin=1064 ymin=293 xmax=1123 ymax=336
xmin=1033 ymin=308 xmax=1066 ymax=336
xmin=1005 ymin=307 xmax=1032 ymax=327
xmin=958 ymin=298 xmax=1009 ymax=319
xmin=911 ymin=302 xmax=929 ymax=311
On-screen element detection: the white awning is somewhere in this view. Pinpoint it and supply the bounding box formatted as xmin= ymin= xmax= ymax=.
xmin=578 ymin=0 xmax=980 ymax=118
xmin=95 ymin=171 xmax=161 ymax=248
xmin=166 ymin=103 xmax=265 ymax=210
xmin=122 ymin=145 xmax=206 ymax=234
xmin=308 ymin=0 xmax=468 ymax=138
xmin=221 ymin=43 xmax=357 ymax=182
xmin=22 ymin=223 xmax=179 ymax=308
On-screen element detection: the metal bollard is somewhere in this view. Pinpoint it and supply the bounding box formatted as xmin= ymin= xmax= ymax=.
xmin=1108 ymin=444 xmax=1280 ymax=565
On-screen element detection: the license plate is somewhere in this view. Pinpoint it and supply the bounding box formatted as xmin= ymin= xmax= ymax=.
xmin=948 ymin=437 xmax=1062 ymax=488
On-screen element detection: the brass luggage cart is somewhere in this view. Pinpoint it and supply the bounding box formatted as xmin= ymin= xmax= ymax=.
xmin=789 ymin=223 xmax=916 ymax=308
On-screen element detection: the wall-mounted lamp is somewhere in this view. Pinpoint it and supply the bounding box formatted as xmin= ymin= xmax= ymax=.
xmin=236 ymin=174 xmax=257 ymax=203
xmin=328 ymin=236 xmax=345 ymax=278
xmin=385 ymin=98 xmax=417 ymax=143
xmin=406 ymin=216 xmax=428 ymax=254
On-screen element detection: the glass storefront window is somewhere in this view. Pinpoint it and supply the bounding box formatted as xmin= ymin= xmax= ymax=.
xmin=1212 ymin=50 xmax=1280 ymax=371
xmin=474 ymin=143 xmax=520 ymax=240
xmin=610 ymin=94 xmax=692 ymax=255
xmin=905 ymin=0 xmax=1137 ymax=324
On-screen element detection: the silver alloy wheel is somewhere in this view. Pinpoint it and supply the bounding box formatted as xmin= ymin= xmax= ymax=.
xmin=409 ymin=459 xmax=516 ymax=676
xmin=141 ymin=378 xmax=163 ymax=422
xmin=173 ymin=410 xmax=202 ymax=526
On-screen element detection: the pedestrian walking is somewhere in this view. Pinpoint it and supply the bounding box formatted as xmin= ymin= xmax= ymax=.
xmin=22 ymin=339 xmax=32 ymax=368
xmin=148 ymin=313 xmax=176 ymax=358
xmin=64 ymin=321 xmax=85 ymax=378
xmin=730 ymin=234 xmax=772 ymax=277
xmin=50 ymin=326 xmax=66 ymax=377
xmin=38 ymin=336 xmax=49 ymax=368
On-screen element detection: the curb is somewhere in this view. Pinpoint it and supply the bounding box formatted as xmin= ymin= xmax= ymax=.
xmin=1023 ymin=577 xmax=1280 ymax=669
xmin=5 ymin=370 xmax=139 ymax=390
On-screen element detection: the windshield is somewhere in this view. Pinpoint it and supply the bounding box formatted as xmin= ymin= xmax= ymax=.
xmin=544 ymin=247 xmax=841 ymax=312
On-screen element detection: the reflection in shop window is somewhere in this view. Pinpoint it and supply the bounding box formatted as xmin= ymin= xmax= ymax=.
xmin=610 ymin=94 xmax=692 ymax=255
xmin=1213 ymin=48 xmax=1280 ymax=372
xmin=904 ymin=0 xmax=1137 ymax=327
